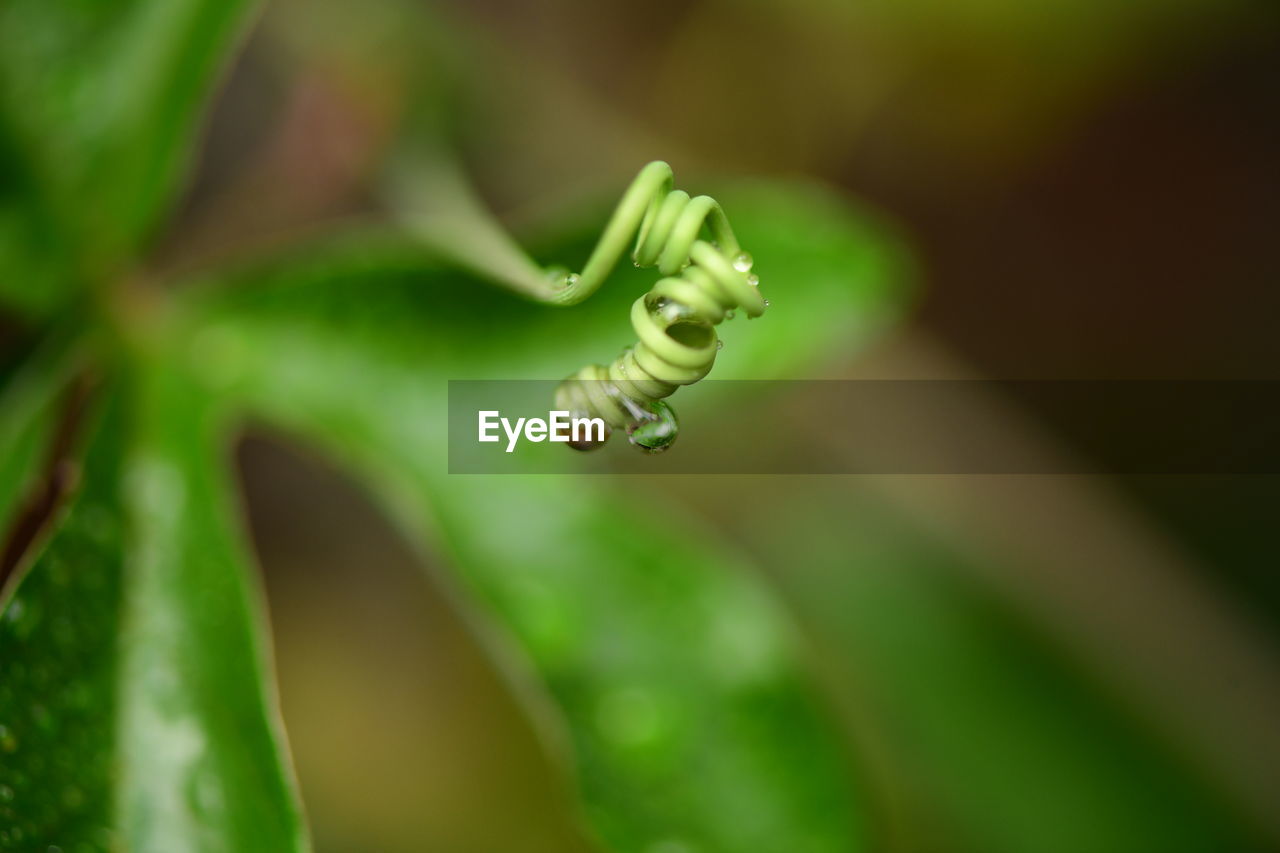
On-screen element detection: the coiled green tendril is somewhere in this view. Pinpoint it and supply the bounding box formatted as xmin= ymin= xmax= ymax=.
xmin=553 ymin=161 xmax=767 ymax=452
xmin=395 ymin=159 xmax=767 ymax=453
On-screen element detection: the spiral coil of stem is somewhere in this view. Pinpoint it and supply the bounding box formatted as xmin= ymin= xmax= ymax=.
xmin=552 ymin=161 xmax=766 ymax=452
xmin=394 ymin=158 xmax=765 ymax=452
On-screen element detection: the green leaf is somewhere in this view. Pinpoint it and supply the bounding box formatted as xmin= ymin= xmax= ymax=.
xmin=0 ymin=0 xmax=257 ymax=313
xmin=0 ymin=390 xmax=126 ymax=851
xmin=177 ymin=177 xmax=908 ymax=851
xmin=0 ymin=365 xmax=308 ymax=851
xmin=415 ymin=478 xmax=865 ymax=853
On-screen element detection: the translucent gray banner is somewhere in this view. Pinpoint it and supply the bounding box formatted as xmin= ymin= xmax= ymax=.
xmin=447 ymin=380 xmax=1280 ymax=474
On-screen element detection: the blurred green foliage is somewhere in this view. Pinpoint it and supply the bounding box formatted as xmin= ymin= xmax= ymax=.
xmin=1 ymin=0 xmax=909 ymax=846
xmin=749 ymin=483 xmax=1257 ymax=852
xmin=0 ymin=0 xmax=255 ymax=314
xmin=170 ymin=180 xmax=908 ymax=851
xmin=0 ymin=0 xmax=1274 ymax=851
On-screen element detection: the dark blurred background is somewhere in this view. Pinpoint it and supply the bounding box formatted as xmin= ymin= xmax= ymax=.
xmin=135 ymin=0 xmax=1280 ymax=849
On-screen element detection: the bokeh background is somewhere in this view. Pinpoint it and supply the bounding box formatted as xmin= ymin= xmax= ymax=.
xmin=62 ymin=0 xmax=1278 ymax=849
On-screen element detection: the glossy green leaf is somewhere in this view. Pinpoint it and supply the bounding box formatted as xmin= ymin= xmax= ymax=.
xmin=0 ymin=390 xmax=126 ymax=851
xmin=177 ymin=177 xmax=908 ymax=851
xmin=0 ymin=366 xmax=308 ymax=851
xmin=0 ymin=0 xmax=256 ymax=313
xmin=202 ymin=376 xmax=871 ymax=852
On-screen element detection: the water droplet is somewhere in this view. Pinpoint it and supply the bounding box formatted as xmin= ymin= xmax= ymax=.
xmin=626 ymin=400 xmax=679 ymax=453
xmin=715 ymin=340 xmax=724 ymax=350
xmin=725 ymin=310 xmax=736 ymax=320
xmin=732 ymin=252 xmax=753 ymax=272
xmin=563 ymin=273 xmax=580 ymax=288
xmin=746 ymin=273 xmax=759 ymax=287
xmin=764 ymin=299 xmax=771 ymax=307
xmin=647 ymin=294 xmax=692 ymax=323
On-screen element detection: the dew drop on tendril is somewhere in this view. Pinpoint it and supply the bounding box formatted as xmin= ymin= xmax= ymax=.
xmin=563 ymin=272 xmax=580 ymax=287
xmin=552 ymin=163 xmax=761 ymax=453
xmin=716 ymin=340 xmax=724 ymax=350
xmin=626 ymin=400 xmax=679 ymax=453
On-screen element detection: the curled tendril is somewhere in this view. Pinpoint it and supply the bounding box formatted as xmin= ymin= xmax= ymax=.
xmin=394 ymin=158 xmax=766 ymax=453
xmin=551 ymin=161 xmax=766 ymax=453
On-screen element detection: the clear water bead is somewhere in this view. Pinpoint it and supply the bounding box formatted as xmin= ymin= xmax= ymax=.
xmin=725 ymin=310 xmax=736 ymax=320
xmin=716 ymin=339 xmax=724 ymax=350
xmin=746 ymin=273 xmax=760 ymax=287
xmin=763 ymin=299 xmax=771 ymax=307
xmin=733 ymin=252 xmax=754 ymax=272
xmin=626 ymin=400 xmax=679 ymax=453
xmin=661 ymin=300 xmax=691 ymax=322
xmin=563 ymin=273 xmax=581 ymax=287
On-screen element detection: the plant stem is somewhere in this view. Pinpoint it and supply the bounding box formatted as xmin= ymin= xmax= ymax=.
xmin=383 ymin=155 xmax=739 ymax=306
